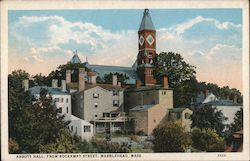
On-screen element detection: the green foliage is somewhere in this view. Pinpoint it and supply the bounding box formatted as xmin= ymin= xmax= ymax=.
xmin=153 ymin=52 xmax=196 ymax=87
xmin=152 ymin=121 xmax=191 ymax=152
xmin=191 ymin=105 xmax=227 ymax=136
xmin=92 ymin=139 xmax=131 ymax=153
xmin=8 ymin=70 xmax=30 ymax=92
xmin=224 ymin=108 xmax=243 ymax=145
xmin=8 ymin=71 xmax=75 ymax=153
xmin=191 ymin=128 xmax=226 ymax=152
xmin=97 ymin=72 xmax=129 ymax=86
xmin=153 ymin=52 xmax=198 ymax=107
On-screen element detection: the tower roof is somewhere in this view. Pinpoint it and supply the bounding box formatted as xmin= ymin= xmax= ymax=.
xmin=139 ymin=9 xmax=155 ymax=31
xmin=71 ymin=53 xmax=81 ymax=64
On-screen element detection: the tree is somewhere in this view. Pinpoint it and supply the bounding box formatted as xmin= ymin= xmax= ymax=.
xmin=191 ymin=105 xmax=227 ymax=136
xmin=8 ymin=70 xmax=75 ymax=153
xmin=97 ymin=72 xmax=129 ymax=86
xmin=153 ymin=52 xmax=198 ymax=107
xmin=8 ymin=70 xmax=30 ymax=92
xmin=152 ymin=121 xmax=191 ymax=152
xmin=153 ymin=52 xmax=196 ymax=87
xmin=191 ymin=128 xmax=226 ymax=152
xmin=224 ymin=108 xmax=243 ymax=145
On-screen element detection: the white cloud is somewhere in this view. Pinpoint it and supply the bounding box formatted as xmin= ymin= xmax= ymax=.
xmin=10 ymin=14 xmax=242 ymax=90
xmin=173 ymin=16 xmax=241 ymax=36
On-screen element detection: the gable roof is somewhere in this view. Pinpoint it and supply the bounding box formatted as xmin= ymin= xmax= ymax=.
xmin=67 ymin=82 xmax=123 ymax=92
xmin=86 ymin=63 xmax=138 ymax=84
xmin=29 ymin=86 xmax=70 ymax=96
xmin=139 ymin=9 xmax=155 ymax=31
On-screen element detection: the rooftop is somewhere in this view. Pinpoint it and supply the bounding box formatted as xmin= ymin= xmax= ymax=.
xmin=67 ymin=82 xmax=124 ymax=91
xmin=139 ymin=9 xmax=155 ymax=31
xmin=130 ymin=104 xmax=155 ymax=111
xmin=86 ymin=63 xmax=138 ymax=84
xmin=71 ymin=54 xmax=82 ymax=64
xmin=204 ymin=99 xmax=242 ymax=106
xmin=29 ymin=86 xmax=70 ymax=96
xmin=169 ymin=108 xmax=187 ymax=113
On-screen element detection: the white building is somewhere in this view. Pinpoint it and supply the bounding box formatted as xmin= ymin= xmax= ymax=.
xmin=200 ymin=93 xmax=242 ymax=126
xmin=64 ymin=114 xmax=93 ymax=141
xmin=27 ymin=79 xmax=94 ymax=141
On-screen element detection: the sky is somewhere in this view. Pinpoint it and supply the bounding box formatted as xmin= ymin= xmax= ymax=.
xmin=8 ymin=9 xmax=242 ymax=91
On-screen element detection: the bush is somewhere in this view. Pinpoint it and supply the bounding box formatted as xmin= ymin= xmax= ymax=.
xmin=152 ymin=121 xmax=191 ymax=152
xmin=191 ymin=128 xmax=226 ymax=152
xmin=92 ymin=139 xmax=130 ymax=153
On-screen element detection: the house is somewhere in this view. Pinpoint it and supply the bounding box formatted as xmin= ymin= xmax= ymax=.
xmin=64 ymin=114 xmax=93 ymax=141
xmin=26 ymin=79 xmax=94 ymax=141
xmin=168 ymin=108 xmax=193 ymax=132
xmin=29 ymin=79 xmax=71 ymax=116
xmin=130 ymin=104 xmax=168 ymax=135
xmin=68 ymin=68 xmax=126 ymax=133
xmin=197 ymin=91 xmax=242 ymax=126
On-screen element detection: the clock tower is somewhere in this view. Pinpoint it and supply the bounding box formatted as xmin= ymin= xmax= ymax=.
xmin=137 ymin=9 xmax=157 ymax=86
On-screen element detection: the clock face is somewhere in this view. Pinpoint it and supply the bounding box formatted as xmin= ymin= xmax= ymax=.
xmin=146 ymin=34 xmax=154 ymax=46
xmin=139 ymin=35 xmax=145 ymax=46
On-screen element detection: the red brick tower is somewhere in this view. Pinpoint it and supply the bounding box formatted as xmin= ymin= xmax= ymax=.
xmin=137 ymin=9 xmax=157 ymax=86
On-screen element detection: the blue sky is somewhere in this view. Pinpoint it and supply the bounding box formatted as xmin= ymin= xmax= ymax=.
xmin=8 ymin=9 xmax=242 ymax=90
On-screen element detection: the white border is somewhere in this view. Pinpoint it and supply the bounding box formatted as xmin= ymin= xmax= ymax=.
xmin=1 ymin=0 xmax=249 ymax=161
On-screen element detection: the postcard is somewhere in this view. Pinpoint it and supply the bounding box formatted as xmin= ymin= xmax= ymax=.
xmin=1 ymin=0 xmax=249 ymax=161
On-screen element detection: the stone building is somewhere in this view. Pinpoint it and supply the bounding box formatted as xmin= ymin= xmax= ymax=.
xmin=68 ymin=68 xmax=126 ymax=133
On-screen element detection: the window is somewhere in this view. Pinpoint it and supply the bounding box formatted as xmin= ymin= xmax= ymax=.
xmin=162 ymin=91 xmax=166 ymax=95
xmin=149 ymin=58 xmax=153 ymax=64
xmin=94 ymin=103 xmax=98 ymax=108
xmin=66 ymin=98 xmax=68 ymax=103
xmin=71 ymin=126 xmax=73 ymax=131
xmin=146 ymin=92 xmax=149 ymax=96
xmin=93 ymin=93 xmax=99 ymax=98
xmin=54 ymin=98 xmax=59 ymax=102
xmin=113 ymin=100 xmax=119 ymax=107
xmin=147 ymin=70 xmax=153 ymax=76
xmin=61 ymin=98 xmax=64 ymax=102
xmin=66 ymin=107 xmax=69 ymax=113
xmin=94 ymin=113 xmax=98 ymax=118
xmin=84 ymin=125 xmax=91 ymax=132
xmin=75 ymin=126 xmax=77 ymax=133
xmin=58 ymin=107 xmax=62 ymax=113
xmin=113 ymin=90 xmax=119 ymax=96
xmin=177 ymin=113 xmax=181 ymax=119
xmin=148 ymin=53 xmax=153 ymax=58
xmin=185 ymin=113 xmax=190 ymax=119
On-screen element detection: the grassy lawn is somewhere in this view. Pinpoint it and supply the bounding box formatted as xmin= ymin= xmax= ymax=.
xmin=131 ymin=147 xmax=154 ymax=153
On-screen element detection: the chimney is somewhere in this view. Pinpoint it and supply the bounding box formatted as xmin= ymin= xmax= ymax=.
xmin=112 ymin=75 xmax=117 ymax=86
xmin=162 ymin=76 xmax=169 ymax=88
xmin=61 ymin=80 xmax=66 ymax=91
xmin=22 ymin=79 xmax=29 ymax=91
xmin=118 ymin=82 xmax=121 ymax=87
xmin=135 ymin=80 xmax=141 ymax=89
xmin=52 ymin=79 xmax=58 ymax=88
xmin=78 ymin=68 xmax=85 ymax=91
xmin=66 ymin=70 xmax=71 ymax=83
xmin=91 ymin=75 xmax=97 ymax=85
xmin=205 ymin=90 xmax=209 ymax=98
xmin=234 ymin=95 xmax=237 ymax=103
